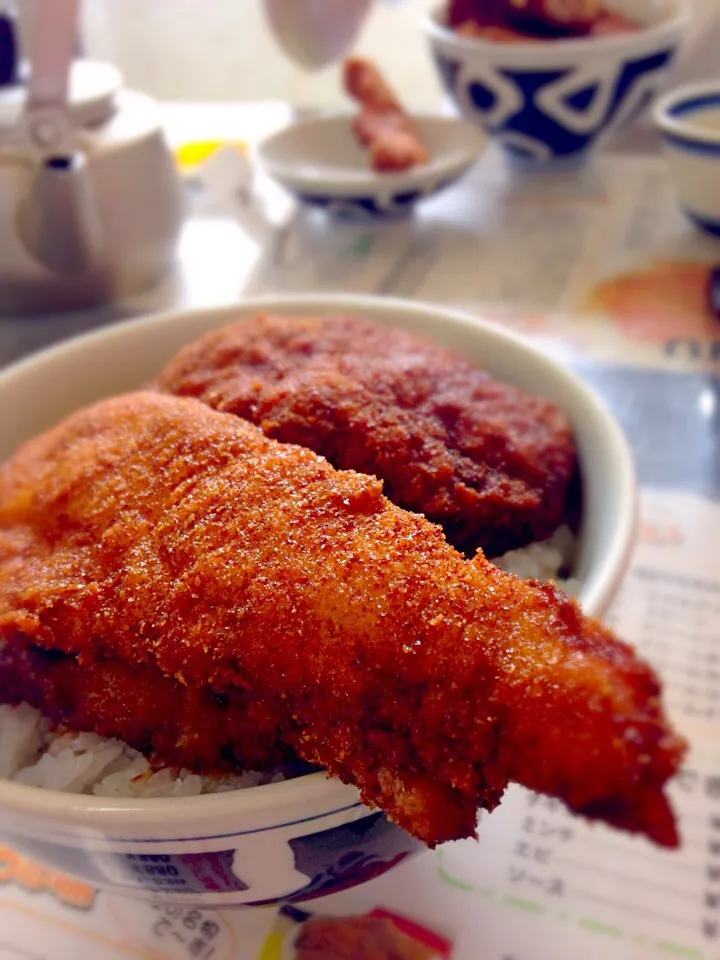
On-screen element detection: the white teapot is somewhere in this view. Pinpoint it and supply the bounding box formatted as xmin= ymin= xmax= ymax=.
xmin=0 ymin=0 xmax=184 ymax=315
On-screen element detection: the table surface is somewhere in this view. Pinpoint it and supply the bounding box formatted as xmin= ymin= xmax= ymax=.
xmin=1 ymin=99 xmax=720 ymax=960
xmin=2 ymin=100 xmax=718 ymax=491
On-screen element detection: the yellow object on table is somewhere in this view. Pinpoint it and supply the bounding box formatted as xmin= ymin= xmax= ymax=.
xmin=173 ymin=139 xmax=247 ymax=171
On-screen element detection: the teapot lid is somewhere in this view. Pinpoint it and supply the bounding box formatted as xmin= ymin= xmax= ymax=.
xmin=0 ymin=58 xmax=122 ymax=135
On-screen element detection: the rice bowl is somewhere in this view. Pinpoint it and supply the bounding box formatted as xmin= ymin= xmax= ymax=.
xmin=0 ymin=295 xmax=638 ymax=906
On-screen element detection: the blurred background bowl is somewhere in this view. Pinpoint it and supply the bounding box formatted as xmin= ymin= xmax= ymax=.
xmin=257 ymin=114 xmax=486 ymax=219
xmin=423 ymin=0 xmax=690 ymax=168
xmin=654 ymin=81 xmax=720 ymax=236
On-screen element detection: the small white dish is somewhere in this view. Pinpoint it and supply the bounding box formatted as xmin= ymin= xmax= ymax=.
xmin=257 ymin=114 xmax=486 ymax=219
xmin=654 ymin=82 xmax=720 ymax=238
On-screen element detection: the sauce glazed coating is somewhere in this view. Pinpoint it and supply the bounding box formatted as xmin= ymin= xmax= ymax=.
xmin=154 ymin=314 xmax=578 ymax=559
xmin=0 ymin=393 xmax=685 ymax=847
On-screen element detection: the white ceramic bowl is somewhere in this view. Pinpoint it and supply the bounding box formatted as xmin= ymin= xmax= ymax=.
xmin=654 ymin=82 xmax=720 ymax=237
xmin=257 ymin=115 xmax=486 ymax=219
xmin=0 ymin=295 xmax=637 ymax=906
xmin=423 ymin=0 xmax=689 ymax=167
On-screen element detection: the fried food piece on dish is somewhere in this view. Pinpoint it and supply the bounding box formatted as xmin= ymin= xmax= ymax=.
xmin=153 ymin=313 xmax=577 ymax=559
xmin=343 ymin=56 xmax=429 ymax=172
xmin=456 ymin=20 xmax=545 ymax=40
xmin=589 ymin=8 xmax=640 ymax=36
xmin=456 ymin=10 xmax=637 ymax=39
xmin=0 ymin=392 xmax=685 ymax=847
xmin=511 ymin=0 xmax=600 ymax=30
xmin=448 ymin=0 xmax=601 ymax=36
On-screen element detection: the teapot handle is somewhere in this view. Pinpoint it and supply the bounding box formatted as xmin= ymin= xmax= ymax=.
xmin=22 ymin=0 xmax=78 ymax=158
xmin=16 ymin=0 xmax=104 ymax=276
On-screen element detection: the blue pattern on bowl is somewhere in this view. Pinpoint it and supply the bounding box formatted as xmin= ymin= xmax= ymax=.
xmin=433 ymin=48 xmax=675 ymax=163
xmin=654 ymin=85 xmax=720 ymax=237
xmin=661 ymin=132 xmax=720 ymax=156
xmin=2 ymin=811 xmax=421 ymax=906
xmin=295 ymin=176 xmax=458 ymax=219
xmin=687 ymin=212 xmax=720 ymax=239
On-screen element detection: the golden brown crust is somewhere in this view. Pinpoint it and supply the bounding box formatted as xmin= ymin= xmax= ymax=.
xmin=0 ymin=392 xmax=685 ymax=846
xmin=153 ymin=313 xmax=578 ymax=558
xmin=0 ymin=640 xmax=299 ymax=774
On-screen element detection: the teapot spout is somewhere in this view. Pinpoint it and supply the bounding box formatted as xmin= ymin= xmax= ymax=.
xmin=17 ymin=152 xmax=105 ymax=275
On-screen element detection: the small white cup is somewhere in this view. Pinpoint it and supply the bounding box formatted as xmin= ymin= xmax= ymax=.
xmin=654 ymin=82 xmax=720 ymax=237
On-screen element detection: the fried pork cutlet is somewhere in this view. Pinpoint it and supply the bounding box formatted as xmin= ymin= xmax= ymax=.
xmin=0 ymin=392 xmax=684 ymax=847
xmin=343 ymin=56 xmax=429 ymax=172
xmin=0 ymin=640 xmax=301 ymax=775
xmin=153 ymin=314 xmax=578 ymax=559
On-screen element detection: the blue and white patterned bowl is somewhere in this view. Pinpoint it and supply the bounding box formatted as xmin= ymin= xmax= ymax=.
xmin=257 ymin=114 xmax=486 ymax=219
xmin=424 ymin=0 xmax=689 ymax=168
xmin=654 ymin=83 xmax=720 ymax=238
xmin=0 ymin=787 xmax=419 ymax=909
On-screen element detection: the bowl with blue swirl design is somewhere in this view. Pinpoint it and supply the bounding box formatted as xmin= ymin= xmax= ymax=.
xmin=424 ymin=0 xmax=689 ymax=168
xmin=257 ymin=114 xmax=486 ymax=219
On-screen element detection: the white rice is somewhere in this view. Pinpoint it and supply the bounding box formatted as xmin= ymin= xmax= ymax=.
xmin=494 ymin=524 xmax=580 ymax=597
xmin=0 ymin=704 xmax=288 ymax=798
xmin=0 ymin=527 xmax=577 ymax=797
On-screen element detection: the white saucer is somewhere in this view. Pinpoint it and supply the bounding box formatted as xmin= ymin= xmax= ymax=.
xmin=257 ymin=114 xmax=486 ymax=219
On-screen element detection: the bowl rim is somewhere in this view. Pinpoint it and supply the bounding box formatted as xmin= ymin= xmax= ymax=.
xmin=422 ymin=0 xmax=691 ymax=58
xmin=256 ymin=114 xmax=486 ymax=196
xmin=653 ymin=81 xmax=720 ymax=145
xmin=0 ymin=293 xmax=638 ymax=826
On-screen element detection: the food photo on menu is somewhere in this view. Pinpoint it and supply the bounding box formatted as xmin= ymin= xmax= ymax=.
xmin=0 ymin=0 xmax=719 ymax=958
